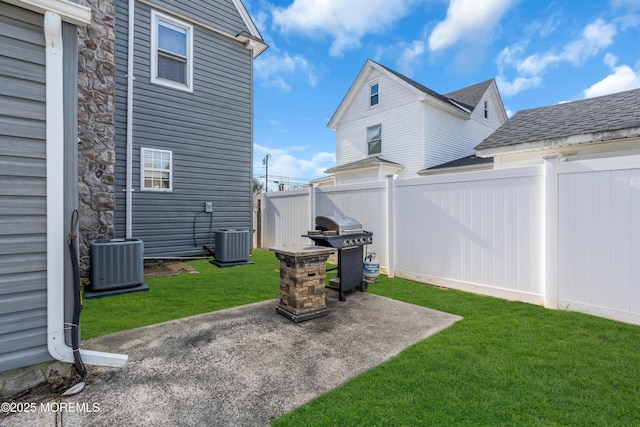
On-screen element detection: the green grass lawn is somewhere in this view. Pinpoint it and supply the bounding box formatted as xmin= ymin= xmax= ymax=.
xmin=82 ymin=249 xmax=640 ymax=426
xmin=80 ymin=249 xmax=280 ymax=339
xmin=275 ymin=275 xmax=640 ymax=426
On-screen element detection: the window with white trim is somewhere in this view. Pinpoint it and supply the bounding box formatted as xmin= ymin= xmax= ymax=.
xmin=484 ymin=99 xmax=489 ymax=119
xmin=369 ymin=82 xmax=379 ymax=107
xmin=141 ymin=147 xmax=173 ymax=191
xmin=151 ymin=11 xmax=193 ymax=92
xmin=367 ymin=124 xmax=381 ymax=155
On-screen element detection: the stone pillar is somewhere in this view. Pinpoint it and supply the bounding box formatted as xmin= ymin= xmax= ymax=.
xmin=77 ymin=0 xmax=116 ymax=275
xmin=271 ymin=246 xmax=336 ymax=323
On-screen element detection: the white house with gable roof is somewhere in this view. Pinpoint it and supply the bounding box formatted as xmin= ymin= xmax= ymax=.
xmin=325 ymin=59 xmax=508 ymax=184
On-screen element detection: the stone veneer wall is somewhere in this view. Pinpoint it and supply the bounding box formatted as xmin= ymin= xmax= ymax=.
xmin=77 ymin=0 xmax=116 ymax=275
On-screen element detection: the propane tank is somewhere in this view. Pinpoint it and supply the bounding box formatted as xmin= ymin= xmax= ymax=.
xmin=363 ymin=252 xmax=380 ymax=281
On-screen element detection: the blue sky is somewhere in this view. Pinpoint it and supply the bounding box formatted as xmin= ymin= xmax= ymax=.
xmin=246 ymin=0 xmax=640 ymax=189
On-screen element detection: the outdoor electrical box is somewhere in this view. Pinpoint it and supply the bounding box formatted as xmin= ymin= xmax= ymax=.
xmin=205 ymin=202 xmax=213 ymax=213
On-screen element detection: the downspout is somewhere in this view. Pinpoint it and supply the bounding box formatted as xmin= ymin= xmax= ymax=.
xmin=247 ymin=40 xmax=255 ymax=241
xmin=125 ymin=0 xmax=136 ymax=238
xmin=45 ymin=11 xmax=127 ymax=368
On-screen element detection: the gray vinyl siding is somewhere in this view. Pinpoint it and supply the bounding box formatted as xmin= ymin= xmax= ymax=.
xmin=149 ymin=0 xmax=248 ymax=36
xmin=0 ymin=3 xmax=49 ymax=371
xmin=114 ymin=1 xmax=254 ymax=257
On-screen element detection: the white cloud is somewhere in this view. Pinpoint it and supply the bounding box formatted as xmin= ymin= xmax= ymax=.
xmin=301 ymin=152 xmax=337 ymax=176
xmin=496 ymin=74 xmax=542 ymax=96
xmin=388 ymin=40 xmax=426 ymax=76
xmin=254 ymin=144 xmax=335 ymax=186
xmin=611 ymin=0 xmax=640 ymax=11
xmin=516 ymin=52 xmax=560 ymax=75
xmin=428 ymin=0 xmax=516 ymax=51
xmin=527 ymin=12 xmax=561 ymax=38
xmin=496 ymin=18 xmax=621 ymax=96
xmin=561 ymin=19 xmax=617 ymax=65
xmin=254 ymin=51 xmax=317 ymax=91
xmin=603 ymin=52 xmax=618 ymax=67
xmin=270 ymin=77 xmax=291 ymax=92
xmin=255 ymin=52 xmax=307 ymax=77
xmin=271 ymin=0 xmax=421 ymax=57
xmin=583 ymin=56 xmax=640 ymax=98
xmin=496 ymin=44 xmax=543 ymax=95
xmin=615 ymin=14 xmax=640 ymax=29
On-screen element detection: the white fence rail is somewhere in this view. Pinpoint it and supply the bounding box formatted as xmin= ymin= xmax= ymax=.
xmin=260 ymin=154 xmax=640 ymax=325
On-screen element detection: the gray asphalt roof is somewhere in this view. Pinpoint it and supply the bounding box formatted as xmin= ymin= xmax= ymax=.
xmin=324 ymin=156 xmax=404 ymax=174
xmin=424 ymin=154 xmax=493 ymax=170
xmin=444 ymin=79 xmax=494 ymax=111
xmin=373 ymin=61 xmax=493 ymax=112
xmin=476 ymin=88 xmax=640 ymax=151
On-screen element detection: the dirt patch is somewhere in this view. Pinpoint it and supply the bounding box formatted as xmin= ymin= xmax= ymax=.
xmin=143 ymin=261 xmax=200 ymax=278
xmin=0 ymin=366 xmax=90 ymax=409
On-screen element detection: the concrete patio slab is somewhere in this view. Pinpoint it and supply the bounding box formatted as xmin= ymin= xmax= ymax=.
xmin=1 ymin=290 xmax=461 ymax=427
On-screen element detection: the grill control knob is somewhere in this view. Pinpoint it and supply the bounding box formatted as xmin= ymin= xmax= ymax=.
xmin=343 ymin=239 xmax=350 ymax=246
xmin=367 ymin=237 xmax=373 ymax=243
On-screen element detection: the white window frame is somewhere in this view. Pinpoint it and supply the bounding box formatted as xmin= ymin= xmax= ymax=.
xmin=484 ymin=99 xmax=489 ymax=119
xmin=369 ymin=81 xmax=379 ymax=108
xmin=150 ymin=10 xmax=194 ymax=92
xmin=367 ymin=124 xmax=382 ymax=155
xmin=141 ymin=147 xmax=173 ymax=192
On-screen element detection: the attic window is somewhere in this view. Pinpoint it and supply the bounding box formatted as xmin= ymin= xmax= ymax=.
xmin=484 ymin=100 xmax=489 ymax=119
xmin=370 ymin=82 xmax=379 ymax=107
xmin=151 ymin=11 xmax=193 ymax=92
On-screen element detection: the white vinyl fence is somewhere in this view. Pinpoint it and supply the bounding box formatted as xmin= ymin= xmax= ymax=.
xmin=555 ymin=156 xmax=640 ymax=325
xmin=260 ymin=154 xmax=640 ymax=325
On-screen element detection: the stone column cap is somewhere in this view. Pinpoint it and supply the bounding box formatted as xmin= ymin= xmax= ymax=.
xmin=269 ymin=245 xmax=336 ymax=258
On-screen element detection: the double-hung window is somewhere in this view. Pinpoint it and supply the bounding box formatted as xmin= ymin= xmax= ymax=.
xmin=141 ymin=147 xmax=173 ymax=191
xmin=370 ymin=82 xmax=379 ymax=107
xmin=367 ymin=124 xmax=381 ymax=155
xmin=151 ymin=11 xmax=193 ymax=92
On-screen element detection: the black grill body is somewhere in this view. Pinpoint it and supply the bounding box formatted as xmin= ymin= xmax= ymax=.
xmin=303 ymin=216 xmax=373 ymax=301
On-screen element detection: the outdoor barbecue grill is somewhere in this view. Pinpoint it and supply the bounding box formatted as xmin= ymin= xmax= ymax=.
xmin=303 ymin=215 xmax=373 ymax=301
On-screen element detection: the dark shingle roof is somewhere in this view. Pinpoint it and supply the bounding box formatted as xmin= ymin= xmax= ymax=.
xmin=325 ymin=156 xmax=404 ymax=173
xmin=476 ymin=88 xmax=640 ymax=151
xmin=376 ymin=62 xmax=454 ymax=106
xmin=445 ymin=79 xmax=494 ymax=111
xmin=374 ymin=61 xmax=492 ymax=112
xmin=425 ymin=154 xmax=493 ymax=170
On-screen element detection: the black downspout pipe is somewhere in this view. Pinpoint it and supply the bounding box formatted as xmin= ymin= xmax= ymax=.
xmin=68 ymin=210 xmax=86 ymax=377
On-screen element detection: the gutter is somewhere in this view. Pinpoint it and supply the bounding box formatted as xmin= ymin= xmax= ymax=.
xmin=420 ymin=95 xmax=470 ymax=120
xmin=477 ymin=127 xmax=640 ymax=158
xmin=45 ymin=11 xmax=127 ymax=368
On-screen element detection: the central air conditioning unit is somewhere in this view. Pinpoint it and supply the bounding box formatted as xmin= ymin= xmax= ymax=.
xmin=90 ymin=238 xmax=144 ymax=291
xmin=213 ymin=229 xmax=252 ymax=265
